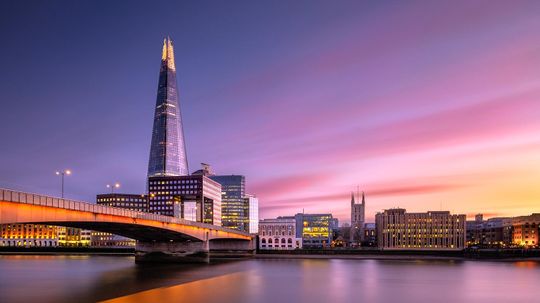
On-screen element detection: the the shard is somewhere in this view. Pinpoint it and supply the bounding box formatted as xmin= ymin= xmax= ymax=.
xmin=147 ymin=37 xmax=189 ymax=177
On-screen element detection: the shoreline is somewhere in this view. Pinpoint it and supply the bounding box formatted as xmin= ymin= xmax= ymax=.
xmin=254 ymin=253 xmax=540 ymax=262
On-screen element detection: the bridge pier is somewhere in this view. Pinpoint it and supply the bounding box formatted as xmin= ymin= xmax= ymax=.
xmin=135 ymin=240 xmax=210 ymax=264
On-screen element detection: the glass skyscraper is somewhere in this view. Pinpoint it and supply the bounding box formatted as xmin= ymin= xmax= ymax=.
xmin=147 ymin=37 xmax=189 ymax=178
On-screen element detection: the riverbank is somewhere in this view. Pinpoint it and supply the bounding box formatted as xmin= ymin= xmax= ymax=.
xmin=255 ymin=253 xmax=540 ymax=262
xmin=0 ymin=247 xmax=134 ymax=255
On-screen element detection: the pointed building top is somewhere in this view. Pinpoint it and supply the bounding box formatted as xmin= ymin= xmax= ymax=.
xmin=161 ymin=36 xmax=176 ymax=70
xmin=362 ymin=191 xmax=365 ymax=204
xmin=351 ymin=192 xmax=355 ymax=205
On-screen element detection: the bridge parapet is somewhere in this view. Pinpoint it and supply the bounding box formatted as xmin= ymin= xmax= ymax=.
xmin=0 ymin=188 xmax=251 ymax=237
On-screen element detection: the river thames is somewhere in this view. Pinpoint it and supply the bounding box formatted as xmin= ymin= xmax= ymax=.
xmin=0 ymin=255 xmax=539 ymax=303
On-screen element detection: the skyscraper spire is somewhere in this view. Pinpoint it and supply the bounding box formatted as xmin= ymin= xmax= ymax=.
xmin=148 ymin=37 xmax=189 ymax=178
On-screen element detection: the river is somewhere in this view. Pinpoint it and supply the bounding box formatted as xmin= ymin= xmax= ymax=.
xmin=0 ymin=255 xmax=538 ymax=302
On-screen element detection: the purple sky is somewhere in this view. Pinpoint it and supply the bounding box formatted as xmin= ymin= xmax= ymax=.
xmin=1 ymin=1 xmax=540 ymax=223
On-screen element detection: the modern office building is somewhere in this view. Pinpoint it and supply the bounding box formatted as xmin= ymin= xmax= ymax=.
xmin=350 ymin=191 xmax=365 ymax=245
xmin=96 ymin=193 xmax=148 ymax=212
xmin=258 ymin=218 xmax=302 ymax=250
xmin=91 ymin=193 xmax=148 ymax=248
xmin=147 ymin=37 xmax=189 ymax=178
xmin=209 ymin=175 xmax=247 ymax=230
xmin=512 ymin=213 xmax=540 ymax=248
xmin=0 ymin=224 xmax=58 ymax=247
xmin=148 ymin=175 xmax=222 ymax=225
xmin=192 ymin=163 xmax=259 ymax=233
xmin=376 ymin=209 xmax=466 ymax=250
xmin=245 ymin=194 xmax=259 ymax=234
xmin=281 ymin=213 xmax=336 ymax=248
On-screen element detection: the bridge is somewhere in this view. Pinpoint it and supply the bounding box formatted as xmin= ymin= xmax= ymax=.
xmin=0 ymin=189 xmax=255 ymax=263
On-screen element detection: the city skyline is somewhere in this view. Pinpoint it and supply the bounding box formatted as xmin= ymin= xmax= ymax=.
xmin=1 ymin=1 xmax=540 ymax=223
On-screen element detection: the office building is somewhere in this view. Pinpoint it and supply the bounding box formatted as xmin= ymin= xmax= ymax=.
xmin=92 ymin=193 xmax=148 ymax=248
xmin=193 ymin=163 xmax=259 ymax=233
xmin=58 ymin=227 xmax=91 ymax=247
xmin=147 ymin=37 xmax=189 ymax=178
xmin=148 ymin=175 xmax=222 ymax=225
xmin=376 ymin=209 xmax=466 ymax=250
xmin=282 ymin=213 xmax=336 ymax=248
xmin=258 ymin=218 xmax=302 ymax=250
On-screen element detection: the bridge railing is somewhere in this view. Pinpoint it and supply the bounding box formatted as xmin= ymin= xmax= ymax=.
xmin=0 ymin=188 xmax=251 ymax=236
xmin=0 ymin=188 xmax=181 ymax=224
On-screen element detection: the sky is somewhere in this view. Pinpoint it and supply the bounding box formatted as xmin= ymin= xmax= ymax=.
xmin=1 ymin=0 xmax=540 ymax=223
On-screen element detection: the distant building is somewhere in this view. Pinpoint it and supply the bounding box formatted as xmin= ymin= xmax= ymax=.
xmin=208 ymin=175 xmax=248 ymax=231
xmin=350 ymin=191 xmax=366 ymax=245
xmin=193 ymin=163 xmax=259 ymax=233
xmin=282 ymin=213 xmax=336 ymax=249
xmin=58 ymin=227 xmax=91 ymax=247
xmin=363 ymin=223 xmax=376 ymax=247
xmin=0 ymin=224 xmax=58 ymax=247
xmin=466 ymin=214 xmax=513 ymax=248
xmin=376 ymin=209 xmax=466 ymax=250
xmin=92 ymin=193 xmax=148 ymax=248
xmin=512 ymin=213 xmax=540 ymax=248
xmin=148 ymin=175 xmax=222 ymax=225
xmin=258 ymin=218 xmax=302 ymax=250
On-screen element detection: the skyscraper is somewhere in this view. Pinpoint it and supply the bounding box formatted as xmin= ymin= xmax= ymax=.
xmin=148 ymin=37 xmax=189 ymax=178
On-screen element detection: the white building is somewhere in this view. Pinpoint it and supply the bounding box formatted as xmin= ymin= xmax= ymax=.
xmin=258 ymin=218 xmax=302 ymax=250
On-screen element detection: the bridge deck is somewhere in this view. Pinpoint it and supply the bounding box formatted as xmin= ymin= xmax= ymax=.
xmin=0 ymin=188 xmax=251 ymax=239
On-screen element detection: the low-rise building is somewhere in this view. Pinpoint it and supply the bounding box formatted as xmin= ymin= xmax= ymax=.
xmin=512 ymin=213 xmax=540 ymax=248
xmin=0 ymin=224 xmax=58 ymax=247
xmin=376 ymin=209 xmax=466 ymax=250
xmin=258 ymin=218 xmax=302 ymax=250
xmin=466 ymin=214 xmax=513 ymax=248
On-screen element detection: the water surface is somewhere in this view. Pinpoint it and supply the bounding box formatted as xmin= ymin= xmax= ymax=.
xmin=0 ymin=255 xmax=538 ymax=303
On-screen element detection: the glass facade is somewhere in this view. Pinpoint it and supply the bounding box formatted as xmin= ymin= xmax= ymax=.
xmin=210 ymin=175 xmax=254 ymax=232
xmin=148 ymin=37 xmax=189 ymax=178
xmin=290 ymin=213 xmax=335 ymax=248
xmin=148 ymin=175 xmax=222 ymax=225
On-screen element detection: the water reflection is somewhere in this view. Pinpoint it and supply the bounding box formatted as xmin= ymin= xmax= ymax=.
xmin=1 ymin=256 xmax=539 ymax=303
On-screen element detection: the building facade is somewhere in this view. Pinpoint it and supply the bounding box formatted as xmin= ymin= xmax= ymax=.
xmin=148 ymin=175 xmax=222 ymax=225
xmin=466 ymin=214 xmax=513 ymax=248
xmin=287 ymin=213 xmax=336 ymax=249
xmin=512 ymin=213 xmax=540 ymax=248
xmin=350 ymin=191 xmax=365 ymax=245
xmin=376 ymin=209 xmax=466 ymax=250
xmin=147 ymin=37 xmax=189 ymax=178
xmin=209 ymin=175 xmax=248 ymax=231
xmin=58 ymin=227 xmax=91 ymax=247
xmin=92 ymin=193 xmax=148 ymax=248
xmin=258 ymin=218 xmax=302 ymax=250
xmin=0 ymin=224 xmax=58 ymax=247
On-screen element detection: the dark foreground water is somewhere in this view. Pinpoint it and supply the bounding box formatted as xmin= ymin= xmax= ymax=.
xmin=0 ymin=255 xmax=539 ymax=303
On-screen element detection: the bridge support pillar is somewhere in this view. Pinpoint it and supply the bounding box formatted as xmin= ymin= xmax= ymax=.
xmin=135 ymin=240 xmax=209 ymax=264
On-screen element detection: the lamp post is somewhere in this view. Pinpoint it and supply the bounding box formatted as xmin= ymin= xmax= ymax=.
xmin=106 ymin=183 xmax=120 ymax=194
xmin=55 ymin=169 xmax=71 ymax=198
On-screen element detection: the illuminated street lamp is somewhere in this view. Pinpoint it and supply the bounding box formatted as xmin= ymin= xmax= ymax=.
xmin=106 ymin=183 xmax=120 ymax=194
xmin=55 ymin=169 xmax=71 ymax=198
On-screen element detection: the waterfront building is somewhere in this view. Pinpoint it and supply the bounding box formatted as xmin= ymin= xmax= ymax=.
xmin=376 ymin=209 xmax=466 ymax=250
xmin=193 ymin=164 xmax=259 ymax=233
xmin=466 ymin=214 xmax=513 ymax=248
xmin=0 ymin=224 xmax=58 ymax=247
xmin=281 ymin=213 xmax=336 ymax=249
xmin=58 ymin=227 xmax=91 ymax=247
xmin=258 ymin=218 xmax=302 ymax=250
xmin=512 ymin=213 xmax=540 ymax=248
xmin=350 ymin=191 xmax=366 ymax=245
xmin=148 ymin=175 xmax=222 ymax=225
xmin=363 ymin=223 xmax=377 ymax=247
xmin=91 ymin=193 xmax=148 ymax=248
xmin=147 ymin=37 xmax=189 ymax=178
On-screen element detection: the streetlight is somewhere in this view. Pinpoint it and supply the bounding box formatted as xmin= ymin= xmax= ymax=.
xmin=55 ymin=169 xmax=71 ymax=198
xmin=106 ymin=183 xmax=120 ymax=194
